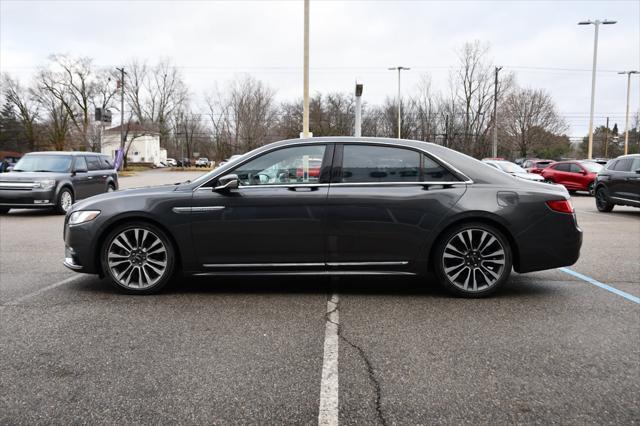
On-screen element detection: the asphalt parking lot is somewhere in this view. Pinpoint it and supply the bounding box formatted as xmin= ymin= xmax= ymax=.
xmin=1 ymin=169 xmax=638 ymax=424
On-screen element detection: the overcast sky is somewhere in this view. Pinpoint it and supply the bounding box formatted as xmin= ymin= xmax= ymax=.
xmin=1 ymin=0 xmax=639 ymax=137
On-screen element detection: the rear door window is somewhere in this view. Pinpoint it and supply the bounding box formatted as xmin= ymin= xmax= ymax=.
xmin=569 ymin=164 xmax=583 ymax=173
xmin=613 ymin=158 xmax=633 ymax=172
xmin=100 ymin=156 xmax=114 ymax=169
xmin=85 ymin=156 xmax=102 ymax=171
xmin=554 ymin=163 xmax=570 ymax=172
xmin=341 ymin=145 xmax=420 ymax=183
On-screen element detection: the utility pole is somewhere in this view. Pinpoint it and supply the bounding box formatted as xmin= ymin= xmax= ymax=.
xmin=604 ymin=116 xmax=609 ymax=158
xmin=618 ymin=70 xmax=639 ymax=155
xmin=492 ymin=66 xmax=503 ymax=158
xmin=116 ymin=67 xmax=126 ymax=150
xmin=444 ymin=114 xmax=449 ymax=147
xmin=302 ymin=0 xmax=311 ymax=138
xmin=578 ymin=19 xmax=617 ymax=159
xmin=388 ymin=66 xmax=410 ymax=139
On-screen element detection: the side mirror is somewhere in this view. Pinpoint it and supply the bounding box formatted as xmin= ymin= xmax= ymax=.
xmin=214 ymin=174 xmax=239 ymax=191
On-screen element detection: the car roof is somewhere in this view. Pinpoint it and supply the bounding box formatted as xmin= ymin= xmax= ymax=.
xmin=24 ymin=151 xmax=106 ymax=156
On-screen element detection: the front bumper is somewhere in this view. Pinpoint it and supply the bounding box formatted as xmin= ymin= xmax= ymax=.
xmin=63 ymin=220 xmax=98 ymax=274
xmin=0 ymin=188 xmax=56 ymax=208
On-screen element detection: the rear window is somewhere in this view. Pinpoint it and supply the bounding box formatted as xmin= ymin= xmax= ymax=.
xmin=536 ymin=161 xmax=553 ymax=168
xmin=613 ymin=158 xmax=633 ymax=172
xmin=100 ymin=156 xmax=114 ymax=169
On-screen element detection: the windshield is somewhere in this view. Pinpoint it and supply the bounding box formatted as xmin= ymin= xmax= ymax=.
xmin=580 ymin=161 xmax=604 ymax=173
xmin=496 ymin=161 xmax=527 ymax=174
xmin=13 ymin=155 xmax=73 ymax=173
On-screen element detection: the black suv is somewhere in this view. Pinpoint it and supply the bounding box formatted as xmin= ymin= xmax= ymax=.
xmin=594 ymin=154 xmax=640 ymax=212
xmin=0 ymin=151 xmax=118 ymax=214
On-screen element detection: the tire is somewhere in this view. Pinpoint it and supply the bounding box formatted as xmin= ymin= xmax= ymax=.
xmin=0 ymin=207 xmax=10 ymax=214
xmin=433 ymin=222 xmax=513 ymax=298
xmin=55 ymin=187 xmax=74 ymax=214
xmin=595 ymin=187 xmax=614 ymax=212
xmin=100 ymin=222 xmax=175 ymax=294
xmin=588 ymin=182 xmax=595 ymax=196
xmin=107 ymin=183 xmax=116 ymax=193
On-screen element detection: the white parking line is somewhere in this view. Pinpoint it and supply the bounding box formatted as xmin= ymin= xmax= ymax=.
xmin=318 ymin=293 xmax=339 ymax=426
xmin=559 ymin=268 xmax=640 ymax=304
xmin=4 ymin=275 xmax=85 ymax=306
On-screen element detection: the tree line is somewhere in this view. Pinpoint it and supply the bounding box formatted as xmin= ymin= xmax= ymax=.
xmin=4 ymin=41 xmax=632 ymax=162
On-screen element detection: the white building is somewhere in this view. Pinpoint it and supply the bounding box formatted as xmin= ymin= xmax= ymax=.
xmin=102 ymin=125 xmax=167 ymax=166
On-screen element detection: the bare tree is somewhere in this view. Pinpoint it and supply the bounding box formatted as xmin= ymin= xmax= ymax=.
xmin=31 ymin=83 xmax=71 ymax=151
xmin=2 ymin=74 xmax=40 ymax=151
xmin=500 ymin=87 xmax=567 ymax=157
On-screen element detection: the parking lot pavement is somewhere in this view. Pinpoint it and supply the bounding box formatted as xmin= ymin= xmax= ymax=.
xmin=1 ymin=171 xmax=639 ymax=424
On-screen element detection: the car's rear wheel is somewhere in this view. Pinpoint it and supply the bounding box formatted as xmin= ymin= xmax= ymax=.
xmin=55 ymin=188 xmax=74 ymax=215
xmin=101 ymin=222 xmax=175 ymax=294
xmin=588 ymin=181 xmax=595 ymax=196
xmin=595 ymin=187 xmax=614 ymax=212
xmin=434 ymin=223 xmax=512 ymax=297
xmin=107 ymin=183 xmax=116 ymax=192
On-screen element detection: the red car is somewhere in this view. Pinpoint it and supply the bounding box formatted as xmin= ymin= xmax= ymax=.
xmin=541 ymin=160 xmax=603 ymax=195
xmin=522 ymin=159 xmax=554 ymax=174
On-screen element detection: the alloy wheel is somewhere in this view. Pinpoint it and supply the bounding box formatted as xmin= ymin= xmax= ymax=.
xmin=441 ymin=228 xmax=507 ymax=292
xmin=588 ymin=182 xmax=595 ymax=196
xmin=60 ymin=191 xmax=73 ymax=212
xmin=107 ymin=228 xmax=168 ymax=289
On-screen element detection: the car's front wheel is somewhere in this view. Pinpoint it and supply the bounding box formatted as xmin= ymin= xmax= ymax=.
xmin=595 ymin=187 xmax=614 ymax=212
xmin=433 ymin=223 xmax=512 ymax=297
xmin=55 ymin=188 xmax=74 ymax=214
xmin=101 ymin=222 xmax=175 ymax=294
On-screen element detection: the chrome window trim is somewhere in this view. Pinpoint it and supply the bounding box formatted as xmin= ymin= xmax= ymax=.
xmin=192 ymin=140 xmax=473 ymax=191
xmin=195 ymin=183 xmax=329 ymax=191
xmin=329 ymin=181 xmax=468 ymax=187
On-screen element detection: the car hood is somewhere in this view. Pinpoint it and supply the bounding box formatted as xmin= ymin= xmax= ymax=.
xmin=70 ymin=184 xmax=180 ymax=212
xmin=0 ymin=171 xmax=67 ymax=180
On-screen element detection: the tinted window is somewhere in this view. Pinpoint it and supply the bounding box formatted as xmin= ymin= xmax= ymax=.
xmin=422 ymin=154 xmax=459 ymax=181
xmin=554 ymin=163 xmax=570 ymax=172
xmin=13 ymin=155 xmax=73 ymax=173
xmin=342 ymin=145 xmax=420 ymax=183
xmin=613 ymin=158 xmax=633 ymax=172
xmin=100 ymin=156 xmax=114 ymax=169
xmin=74 ymin=156 xmax=87 ymax=171
xmin=85 ymin=156 xmax=102 ymax=171
xmin=231 ymin=145 xmax=326 ymax=186
xmin=569 ymin=164 xmax=583 ymax=173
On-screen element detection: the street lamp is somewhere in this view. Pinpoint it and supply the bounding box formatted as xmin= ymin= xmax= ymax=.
xmin=618 ymin=70 xmax=639 ymax=155
xmin=388 ymin=66 xmax=410 ymax=139
xmin=578 ymin=19 xmax=617 ymax=159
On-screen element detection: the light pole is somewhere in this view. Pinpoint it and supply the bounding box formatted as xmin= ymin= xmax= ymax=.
xmin=302 ymin=0 xmax=311 ymax=138
xmin=618 ymin=70 xmax=638 ymax=155
xmin=492 ymin=66 xmax=503 ymax=158
xmin=578 ymin=19 xmax=617 ymax=159
xmin=354 ymin=83 xmax=363 ymax=137
xmin=388 ymin=66 xmax=410 ymax=139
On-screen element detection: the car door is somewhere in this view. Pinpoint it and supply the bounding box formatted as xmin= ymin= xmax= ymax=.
xmin=552 ymin=163 xmax=572 ymax=187
xmin=611 ymin=157 xmax=640 ymax=202
xmin=85 ymin=155 xmax=107 ymax=195
xmin=325 ymin=143 xmax=467 ymax=268
xmin=189 ymin=143 xmax=332 ymax=268
xmin=568 ymin=163 xmax=587 ymax=190
xmin=71 ymin=156 xmax=92 ymax=199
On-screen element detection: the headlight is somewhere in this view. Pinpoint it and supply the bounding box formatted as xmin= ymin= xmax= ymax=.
xmin=35 ymin=179 xmax=56 ymax=190
xmin=68 ymin=210 xmax=101 ymax=225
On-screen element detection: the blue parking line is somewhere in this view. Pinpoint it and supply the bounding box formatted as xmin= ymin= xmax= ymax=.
xmin=559 ymin=268 xmax=640 ymax=304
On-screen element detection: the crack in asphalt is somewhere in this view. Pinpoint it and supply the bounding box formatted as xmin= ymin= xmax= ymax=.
xmin=325 ymin=292 xmax=388 ymax=426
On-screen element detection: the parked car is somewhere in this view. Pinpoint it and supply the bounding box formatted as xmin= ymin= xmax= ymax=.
xmin=540 ymin=160 xmax=603 ymax=195
xmin=63 ymin=137 xmax=581 ymax=298
xmin=0 ymin=152 xmax=118 ymax=215
xmin=176 ymin=158 xmax=192 ymax=168
xmin=195 ymin=157 xmax=210 ymax=168
xmin=217 ymin=154 xmax=244 ymax=168
xmin=166 ymin=158 xmax=177 ymax=167
xmin=482 ymin=160 xmax=544 ymax=182
xmin=522 ymin=159 xmax=554 ymax=174
xmin=594 ymin=154 xmax=640 ymax=211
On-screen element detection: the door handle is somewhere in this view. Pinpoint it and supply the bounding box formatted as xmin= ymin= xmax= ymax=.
xmin=288 ymin=186 xmax=318 ymax=192
xmin=87 ymin=176 xmax=93 ymax=179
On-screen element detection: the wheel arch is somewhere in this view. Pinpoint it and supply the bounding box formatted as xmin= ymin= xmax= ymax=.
xmin=93 ymin=214 xmax=182 ymax=277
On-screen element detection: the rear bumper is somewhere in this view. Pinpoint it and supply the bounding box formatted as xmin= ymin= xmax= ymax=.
xmin=0 ymin=188 xmax=56 ymax=208
xmin=515 ymin=212 xmax=583 ymax=273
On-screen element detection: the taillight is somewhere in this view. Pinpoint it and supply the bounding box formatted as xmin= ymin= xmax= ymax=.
xmin=546 ymin=199 xmax=574 ymax=214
